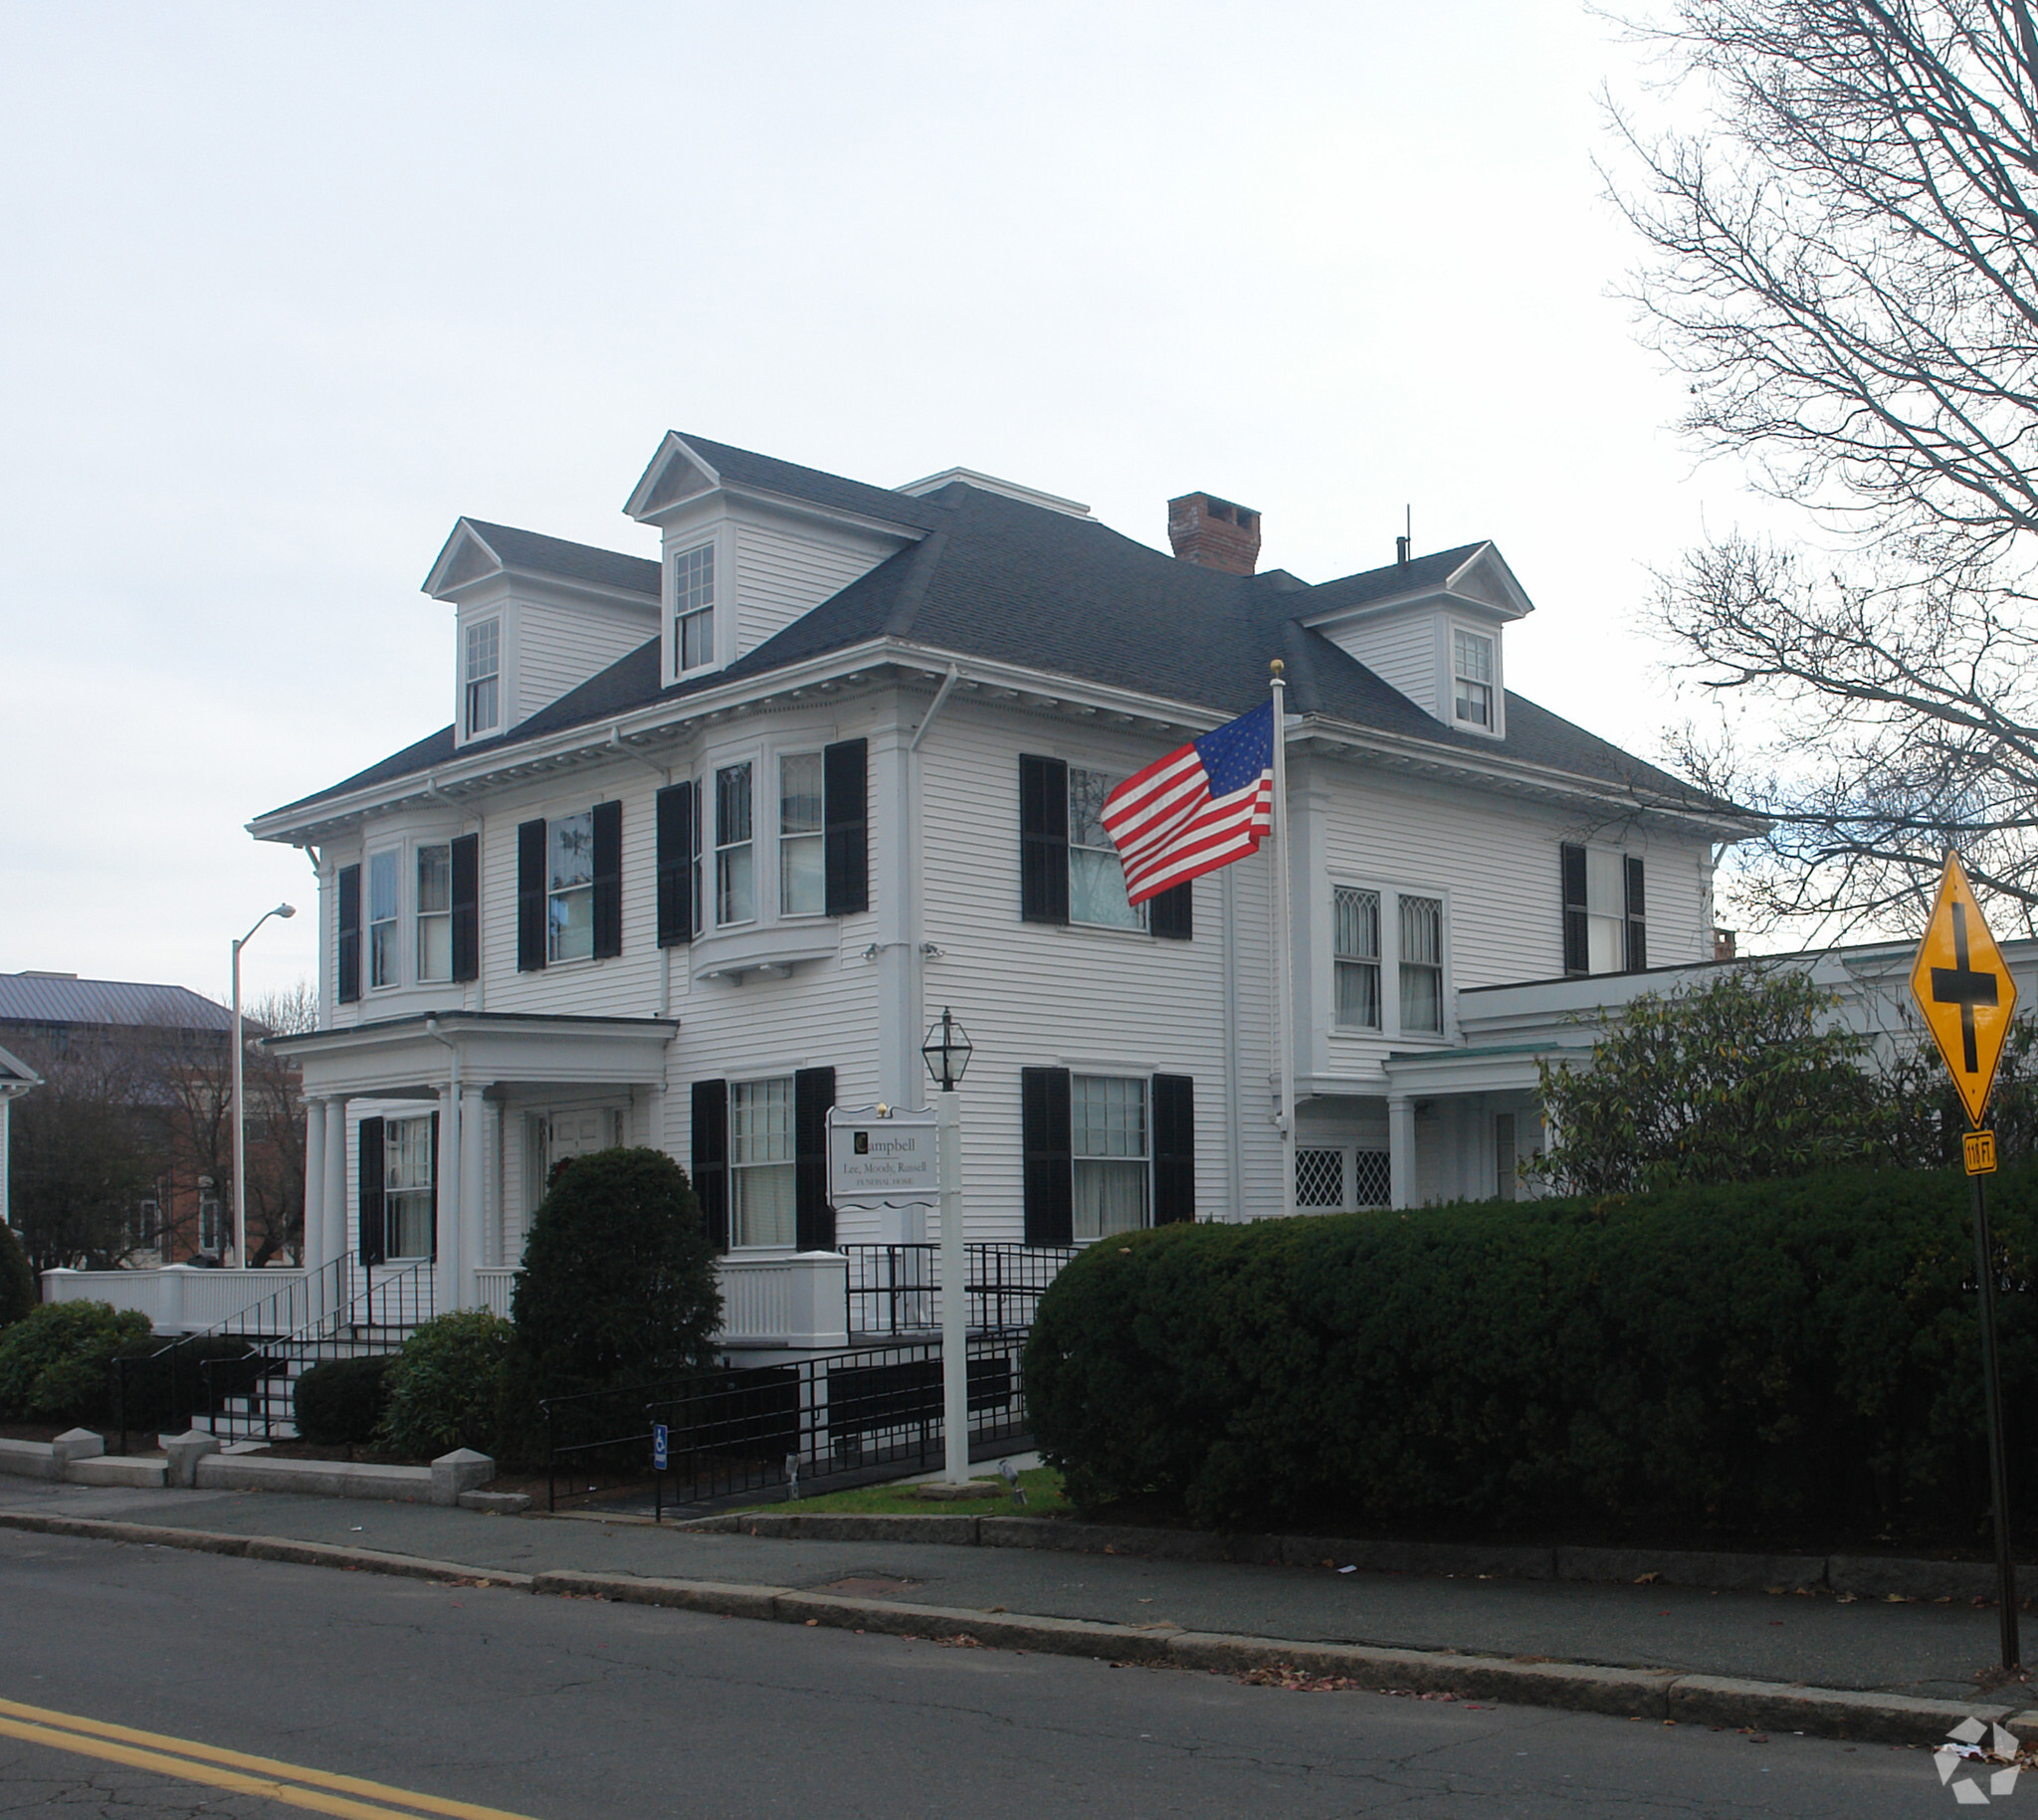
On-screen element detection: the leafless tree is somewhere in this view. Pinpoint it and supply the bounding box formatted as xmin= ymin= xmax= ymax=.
xmin=1609 ymin=0 xmax=2038 ymax=937
xmin=241 ymin=981 xmax=315 ymax=1267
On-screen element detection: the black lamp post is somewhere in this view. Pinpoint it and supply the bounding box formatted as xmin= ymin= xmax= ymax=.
xmin=921 ymin=1007 xmax=973 ymax=1094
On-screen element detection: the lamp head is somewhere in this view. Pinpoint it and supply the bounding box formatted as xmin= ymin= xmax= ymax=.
xmin=277 ymin=904 xmax=297 ymax=919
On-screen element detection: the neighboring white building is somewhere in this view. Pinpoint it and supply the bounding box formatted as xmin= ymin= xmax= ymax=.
xmin=0 ymin=1043 xmax=38 ymax=1238
xmin=238 ymin=432 xmax=1755 ymax=1345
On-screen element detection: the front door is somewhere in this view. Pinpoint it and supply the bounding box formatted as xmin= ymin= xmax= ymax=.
xmin=527 ymin=1107 xmax=626 ymax=1214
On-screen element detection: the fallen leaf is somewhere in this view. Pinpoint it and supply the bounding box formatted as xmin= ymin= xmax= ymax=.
xmin=1634 ymin=1571 xmax=1661 ymax=1585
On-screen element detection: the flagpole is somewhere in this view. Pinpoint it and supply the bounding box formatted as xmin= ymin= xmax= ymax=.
xmin=1270 ymin=661 xmax=1296 ymax=1221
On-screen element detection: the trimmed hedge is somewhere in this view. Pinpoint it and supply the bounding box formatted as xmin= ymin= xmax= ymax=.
xmin=0 ymin=1303 xmax=152 ymax=1422
xmin=294 ymin=1356 xmax=395 ymax=1448
xmin=377 ymin=1312 xmax=512 ymax=1458
xmin=1023 ymin=1166 xmax=2038 ymax=1536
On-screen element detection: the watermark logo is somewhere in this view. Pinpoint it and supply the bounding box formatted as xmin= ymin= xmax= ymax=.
xmin=1936 ymin=1719 xmax=2022 ymax=1804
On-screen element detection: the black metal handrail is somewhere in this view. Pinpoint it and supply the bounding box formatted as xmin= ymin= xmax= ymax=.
xmin=643 ymin=1327 xmax=1033 ymax=1517
xmin=842 ymin=1242 xmax=1077 ymax=1336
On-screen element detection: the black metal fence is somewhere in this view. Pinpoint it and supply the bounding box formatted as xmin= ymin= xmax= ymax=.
xmin=632 ymin=1328 xmax=1033 ymax=1517
xmin=843 ymin=1242 xmax=1076 ymax=1335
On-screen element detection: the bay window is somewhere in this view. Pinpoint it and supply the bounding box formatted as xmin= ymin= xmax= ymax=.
xmin=367 ymin=851 xmax=399 ymax=989
xmin=715 ymin=762 xmax=755 ymax=925
xmin=416 ymin=843 xmax=452 ymax=982
xmin=779 ymin=752 xmax=824 ymax=915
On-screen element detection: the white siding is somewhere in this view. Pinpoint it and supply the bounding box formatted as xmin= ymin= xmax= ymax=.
xmin=732 ymin=518 xmax=899 ymax=659
xmin=1323 ymin=608 xmax=1441 ymax=716
xmin=512 ymin=595 xmax=657 ymax=726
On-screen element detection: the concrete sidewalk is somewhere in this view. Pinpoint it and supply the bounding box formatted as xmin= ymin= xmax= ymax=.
xmin=1 ymin=1474 xmax=2028 ymax=1748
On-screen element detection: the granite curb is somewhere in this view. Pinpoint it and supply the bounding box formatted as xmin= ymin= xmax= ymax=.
xmin=1 ymin=1507 xmax=2027 ymax=1749
xmin=690 ymin=1510 xmax=2028 ymax=1601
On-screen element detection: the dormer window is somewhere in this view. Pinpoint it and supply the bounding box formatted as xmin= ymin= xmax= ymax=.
xmin=464 ymin=619 xmax=501 ymax=737
xmin=674 ymin=543 xmax=715 ymax=674
xmin=1453 ymin=629 xmax=1495 ymax=728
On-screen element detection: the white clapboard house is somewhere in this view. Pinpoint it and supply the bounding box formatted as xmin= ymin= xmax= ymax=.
xmin=205 ymin=430 xmax=1753 ymax=1356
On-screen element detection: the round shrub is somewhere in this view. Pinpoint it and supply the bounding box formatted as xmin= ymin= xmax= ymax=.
xmin=0 ymin=1221 xmax=34 ymax=1330
xmin=0 ymin=1302 xmax=152 ymax=1422
xmin=509 ymin=1147 xmax=720 ymax=1398
xmin=294 ymin=1355 xmax=395 ymax=1448
xmin=377 ymin=1312 xmax=513 ymax=1459
xmin=1023 ymin=1165 xmax=2038 ymax=1540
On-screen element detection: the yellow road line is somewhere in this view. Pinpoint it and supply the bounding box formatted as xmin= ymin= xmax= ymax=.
xmin=0 ymin=1697 xmax=541 ymax=1820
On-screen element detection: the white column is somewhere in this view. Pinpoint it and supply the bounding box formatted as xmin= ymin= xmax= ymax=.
xmin=484 ymin=1096 xmax=505 ymax=1269
xmin=460 ymin=1085 xmax=485 ymax=1311
xmin=435 ymin=1084 xmax=461 ymax=1317
xmin=321 ymin=1099 xmax=347 ymax=1271
xmin=1388 ymin=1094 xmax=1418 ymax=1210
xmin=302 ymin=1099 xmax=327 ymax=1273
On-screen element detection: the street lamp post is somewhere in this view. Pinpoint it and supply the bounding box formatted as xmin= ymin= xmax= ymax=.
xmin=232 ymin=903 xmax=296 ymax=1270
xmin=921 ymin=1008 xmax=973 ymax=1485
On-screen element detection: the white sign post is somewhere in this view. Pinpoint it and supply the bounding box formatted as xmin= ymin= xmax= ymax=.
xmin=936 ymin=1090 xmax=967 ymax=1485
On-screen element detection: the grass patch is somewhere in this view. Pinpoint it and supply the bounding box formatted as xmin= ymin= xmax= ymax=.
xmin=733 ymin=1466 xmax=1068 ymax=1517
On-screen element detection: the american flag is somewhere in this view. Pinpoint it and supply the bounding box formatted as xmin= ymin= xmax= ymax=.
xmin=1102 ymin=701 xmax=1276 ymax=906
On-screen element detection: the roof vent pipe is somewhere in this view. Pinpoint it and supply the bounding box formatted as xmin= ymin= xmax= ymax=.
xmin=1395 ymin=534 xmax=1410 ymax=566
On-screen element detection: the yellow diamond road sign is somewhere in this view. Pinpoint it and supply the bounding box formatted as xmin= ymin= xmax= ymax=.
xmin=1910 ymin=852 xmax=2018 ymax=1127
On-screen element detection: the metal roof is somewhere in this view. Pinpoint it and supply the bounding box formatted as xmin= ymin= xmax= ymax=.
xmin=0 ymin=974 xmax=234 ymax=1034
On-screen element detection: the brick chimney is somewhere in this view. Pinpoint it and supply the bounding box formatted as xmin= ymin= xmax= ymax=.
xmin=1714 ymin=928 xmax=1737 ymax=961
xmin=1167 ymin=493 xmax=1262 ymax=575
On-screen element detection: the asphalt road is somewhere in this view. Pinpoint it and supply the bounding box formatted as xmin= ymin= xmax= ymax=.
xmin=0 ymin=1528 xmax=1998 ymax=1818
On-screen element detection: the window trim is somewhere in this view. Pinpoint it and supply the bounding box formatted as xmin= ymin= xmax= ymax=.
xmin=671 ymin=538 xmax=718 ymax=680
xmin=463 ymin=616 xmax=502 ymax=739
xmin=1326 ymin=879 xmax=1451 ymax=1042
xmin=778 ymin=749 xmax=826 ymax=918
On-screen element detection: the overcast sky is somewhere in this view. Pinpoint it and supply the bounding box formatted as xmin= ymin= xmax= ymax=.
xmin=0 ymin=0 xmax=1778 ymax=1006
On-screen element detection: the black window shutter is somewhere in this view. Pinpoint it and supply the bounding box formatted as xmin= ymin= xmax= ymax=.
xmin=1624 ymin=856 xmax=1647 ymax=971
xmin=1019 ymin=755 xmax=1070 ymax=924
xmin=357 ymin=1115 xmax=385 ymax=1265
xmin=336 ymin=864 xmax=362 ymax=1005
xmin=428 ymin=1109 xmax=441 ymax=1261
xmin=823 ymin=738 xmax=869 ymax=916
xmin=1151 ymin=1074 xmax=1195 ymax=1225
xmin=1149 ymin=882 xmax=1193 ymax=940
xmin=450 ymin=834 xmax=480 ymax=982
xmin=516 ymin=819 xmax=546 ymax=971
xmin=656 ymin=783 xmax=695 ymax=946
xmin=692 ymin=1079 xmax=729 ymax=1253
xmin=1560 ymin=843 xmax=1588 ymax=977
xmin=794 ymin=1067 xmax=836 ymax=1251
xmin=590 ymin=799 xmax=623 ymax=958
xmin=1022 ymin=1066 xmax=1073 ymax=1246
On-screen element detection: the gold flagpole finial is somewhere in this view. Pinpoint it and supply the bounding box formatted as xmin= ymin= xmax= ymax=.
xmin=1270 ymin=659 xmax=1284 ymax=677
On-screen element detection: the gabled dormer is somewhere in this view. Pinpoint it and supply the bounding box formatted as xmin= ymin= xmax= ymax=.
xmin=424 ymin=519 xmax=661 ymax=748
xmin=1297 ymin=541 xmax=1531 ymax=739
xmin=624 ymin=432 xmax=930 ymax=688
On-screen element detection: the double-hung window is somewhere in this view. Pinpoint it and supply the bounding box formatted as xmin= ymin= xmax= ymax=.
xmin=715 ymin=762 xmax=755 ymax=924
xmin=1333 ymin=887 xmax=1382 ymax=1029
xmin=1562 ymin=845 xmax=1646 ymax=974
xmin=367 ymin=851 xmax=400 ymax=989
xmin=729 ymin=1078 xmax=796 ymax=1247
xmin=779 ymin=753 xmax=824 ymax=915
xmin=674 ymin=543 xmax=714 ymax=674
xmin=548 ymin=812 xmax=596 ymax=961
xmin=1453 ymin=629 xmax=1495 ymax=728
xmin=1072 ymin=1075 xmax=1148 ymax=1238
xmin=1399 ymin=896 xmax=1445 ymax=1034
xmin=465 ymin=620 xmax=501 ymax=737
xmin=415 ymin=844 xmax=452 ymax=983
xmin=1068 ymin=767 xmax=1143 ymax=930
xmin=385 ymin=1115 xmax=436 ymax=1259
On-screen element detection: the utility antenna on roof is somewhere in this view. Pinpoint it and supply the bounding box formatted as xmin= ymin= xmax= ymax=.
xmin=1395 ymin=504 xmax=1412 ymax=567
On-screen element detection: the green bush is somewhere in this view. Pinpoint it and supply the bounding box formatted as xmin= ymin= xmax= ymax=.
xmin=0 ymin=1222 xmax=34 ymax=1330
xmin=0 ymin=1302 xmax=152 ymax=1422
xmin=509 ymin=1147 xmax=720 ymax=1402
xmin=294 ymin=1355 xmax=395 ymax=1448
xmin=1023 ymin=1166 xmax=2038 ymax=1538
xmin=377 ymin=1312 xmax=513 ymax=1459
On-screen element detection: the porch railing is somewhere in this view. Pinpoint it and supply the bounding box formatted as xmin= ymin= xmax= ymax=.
xmin=843 ymin=1242 xmax=1077 ymax=1336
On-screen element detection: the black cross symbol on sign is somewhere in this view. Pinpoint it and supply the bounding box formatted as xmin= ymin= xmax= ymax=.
xmin=1932 ymin=901 xmax=1999 ymax=1074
